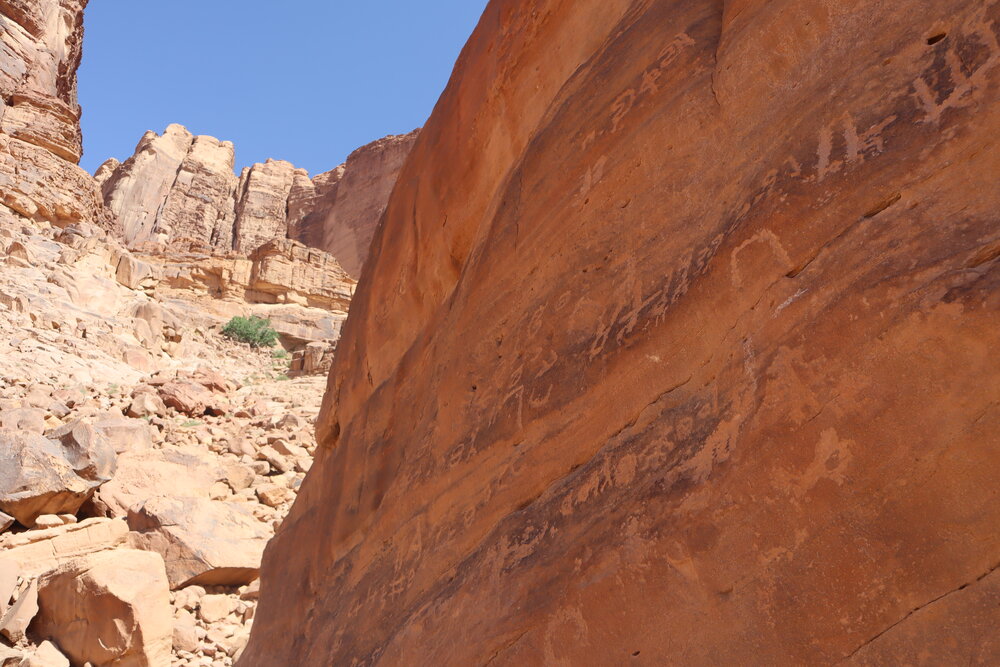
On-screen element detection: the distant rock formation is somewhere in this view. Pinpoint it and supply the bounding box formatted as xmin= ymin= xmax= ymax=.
xmin=244 ymin=0 xmax=1000 ymax=665
xmin=287 ymin=132 xmax=417 ymax=277
xmin=0 ymin=0 xmax=108 ymax=228
xmin=99 ymin=126 xmax=417 ymax=275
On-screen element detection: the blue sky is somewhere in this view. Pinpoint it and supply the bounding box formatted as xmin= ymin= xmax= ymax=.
xmin=78 ymin=1 xmax=489 ymax=175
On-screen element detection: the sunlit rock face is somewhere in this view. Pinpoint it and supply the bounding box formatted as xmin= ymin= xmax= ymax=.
xmin=287 ymin=130 xmax=419 ymax=277
xmin=0 ymin=0 xmax=108 ymax=228
xmin=244 ymin=0 xmax=1000 ymax=664
xmin=101 ymin=126 xmax=417 ymax=272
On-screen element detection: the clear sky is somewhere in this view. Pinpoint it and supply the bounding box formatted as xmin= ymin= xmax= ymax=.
xmin=78 ymin=1 xmax=489 ymax=176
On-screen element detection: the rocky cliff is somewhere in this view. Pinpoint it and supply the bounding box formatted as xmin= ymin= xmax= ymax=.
xmin=287 ymin=131 xmax=418 ymax=277
xmin=0 ymin=0 xmax=107 ymax=228
xmin=245 ymin=0 xmax=1000 ymax=664
xmin=100 ymin=126 xmax=417 ymax=273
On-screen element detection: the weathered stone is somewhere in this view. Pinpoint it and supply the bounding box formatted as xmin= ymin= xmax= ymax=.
xmin=158 ymin=380 xmax=214 ymax=417
xmin=0 ymin=0 xmax=111 ymax=231
xmin=0 ymin=518 xmax=129 ymax=577
xmin=172 ymin=608 xmax=200 ymax=653
xmin=0 ymin=428 xmax=114 ymax=527
xmin=245 ymin=1 xmax=1000 ymax=665
xmin=0 ymin=558 xmax=17 ymax=616
xmin=288 ymin=131 xmax=418 ymax=277
xmin=98 ymin=446 xmax=223 ymax=518
xmin=19 ymin=641 xmax=69 ymax=667
xmin=36 ymin=549 xmax=172 ymax=667
xmin=127 ymin=496 xmax=269 ymax=588
xmin=197 ymin=594 xmax=233 ymax=624
xmin=126 ymin=392 xmax=166 ymax=419
xmin=0 ymin=408 xmax=45 ymax=433
xmin=0 ymin=579 xmax=36 ymax=643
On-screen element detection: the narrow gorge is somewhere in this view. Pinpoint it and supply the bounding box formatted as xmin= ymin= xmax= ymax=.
xmin=3 ymin=0 xmax=1000 ymax=666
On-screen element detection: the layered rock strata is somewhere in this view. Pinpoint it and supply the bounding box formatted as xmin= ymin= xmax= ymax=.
xmin=0 ymin=0 xmax=107 ymax=228
xmin=100 ymin=126 xmax=417 ymax=272
xmin=245 ymin=0 xmax=1000 ymax=665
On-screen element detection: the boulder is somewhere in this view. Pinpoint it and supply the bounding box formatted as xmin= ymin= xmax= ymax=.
xmin=114 ymin=253 xmax=159 ymax=291
xmin=127 ymin=496 xmax=270 ymax=589
xmin=0 ymin=646 xmax=22 ymax=667
xmin=157 ymin=381 xmax=214 ymax=417
xmin=90 ymin=414 xmax=154 ymax=454
xmin=126 ymin=393 xmax=166 ymax=419
xmin=98 ymin=447 xmax=223 ymax=518
xmin=36 ymin=550 xmax=172 ymax=667
xmin=0 ymin=428 xmax=114 ymax=527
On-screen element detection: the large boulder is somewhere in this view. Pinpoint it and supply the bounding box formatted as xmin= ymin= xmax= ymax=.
xmin=127 ymin=496 xmax=270 ymax=589
xmin=0 ymin=427 xmax=114 ymax=527
xmin=98 ymin=446 xmax=223 ymax=518
xmin=35 ymin=549 xmax=172 ymax=667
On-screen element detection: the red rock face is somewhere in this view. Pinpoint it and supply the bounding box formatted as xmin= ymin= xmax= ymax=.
xmin=246 ymin=0 xmax=1000 ymax=664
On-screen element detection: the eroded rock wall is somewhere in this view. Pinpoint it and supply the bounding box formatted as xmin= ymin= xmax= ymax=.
xmin=287 ymin=131 xmax=418 ymax=277
xmin=0 ymin=0 xmax=107 ymax=228
xmin=101 ymin=127 xmax=417 ymax=272
xmin=245 ymin=0 xmax=1000 ymax=664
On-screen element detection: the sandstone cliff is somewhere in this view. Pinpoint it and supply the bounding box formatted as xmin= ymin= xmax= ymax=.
xmin=245 ymin=0 xmax=1000 ymax=664
xmin=0 ymin=0 xmax=107 ymax=228
xmin=287 ymin=131 xmax=418 ymax=277
xmin=101 ymin=126 xmax=417 ymax=273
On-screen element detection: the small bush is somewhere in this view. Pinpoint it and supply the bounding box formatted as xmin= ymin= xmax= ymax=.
xmin=221 ymin=316 xmax=279 ymax=348
xmin=271 ymin=349 xmax=289 ymax=359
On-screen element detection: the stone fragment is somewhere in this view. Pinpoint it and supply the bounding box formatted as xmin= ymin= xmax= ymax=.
xmin=197 ymin=594 xmax=234 ymax=624
xmin=127 ymin=392 xmax=167 ymax=419
xmin=173 ymin=608 xmax=200 ymax=653
xmin=36 ymin=550 xmax=172 ymax=667
xmin=0 ymin=579 xmax=37 ymax=643
xmin=33 ymin=514 xmax=62 ymax=529
xmin=254 ymin=484 xmax=291 ymax=509
xmin=0 ymin=559 xmax=16 ymax=616
xmin=19 ymin=641 xmax=69 ymax=667
xmin=0 ymin=408 xmax=45 ymax=433
xmin=158 ymin=381 xmax=215 ymax=417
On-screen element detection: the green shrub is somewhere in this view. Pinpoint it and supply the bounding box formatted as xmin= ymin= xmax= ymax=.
xmin=221 ymin=316 xmax=279 ymax=348
xmin=271 ymin=349 xmax=289 ymax=359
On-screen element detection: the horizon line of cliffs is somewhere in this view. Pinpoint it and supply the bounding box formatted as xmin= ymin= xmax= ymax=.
xmin=97 ymin=124 xmax=418 ymax=277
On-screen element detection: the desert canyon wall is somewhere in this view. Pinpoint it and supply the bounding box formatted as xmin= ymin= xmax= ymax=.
xmin=0 ymin=0 xmax=107 ymax=229
xmin=245 ymin=0 xmax=1000 ymax=665
xmin=99 ymin=125 xmax=417 ymax=275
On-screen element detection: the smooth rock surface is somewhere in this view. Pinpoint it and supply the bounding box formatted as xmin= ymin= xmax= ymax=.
xmin=245 ymin=0 xmax=1000 ymax=664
